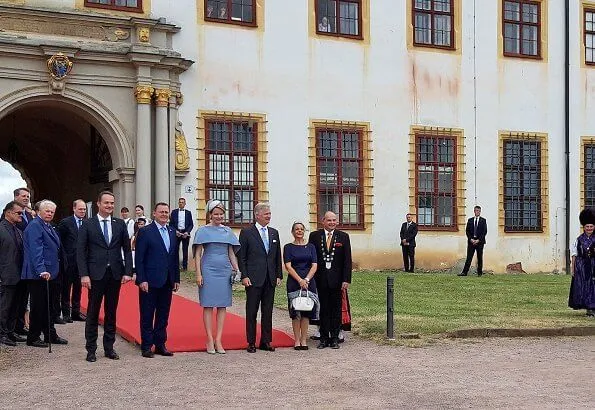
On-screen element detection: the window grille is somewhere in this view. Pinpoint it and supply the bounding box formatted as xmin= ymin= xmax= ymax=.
xmin=316 ymin=0 xmax=362 ymax=38
xmin=85 ymin=0 xmax=142 ymax=12
xmin=585 ymin=143 xmax=595 ymax=208
xmin=205 ymin=0 xmax=256 ymax=25
xmin=585 ymin=9 xmax=595 ymax=64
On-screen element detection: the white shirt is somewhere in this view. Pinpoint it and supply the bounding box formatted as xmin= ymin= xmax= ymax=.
xmin=123 ymin=218 xmax=134 ymax=238
xmin=177 ymin=209 xmax=186 ymax=231
xmin=97 ymin=214 xmax=112 ymax=243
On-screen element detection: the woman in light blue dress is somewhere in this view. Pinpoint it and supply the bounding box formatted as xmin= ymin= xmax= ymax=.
xmin=193 ymin=200 xmax=240 ymax=354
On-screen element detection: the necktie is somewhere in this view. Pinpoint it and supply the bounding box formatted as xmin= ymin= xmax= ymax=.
xmin=326 ymin=232 xmax=332 ymax=250
xmin=160 ymin=226 xmax=170 ymax=252
xmin=22 ymin=211 xmax=27 ymax=223
xmin=77 ymin=219 xmax=82 ymax=229
xmin=102 ymin=219 xmax=110 ymax=244
xmin=473 ymin=218 xmax=478 ymax=237
xmin=261 ymin=227 xmax=269 ymax=253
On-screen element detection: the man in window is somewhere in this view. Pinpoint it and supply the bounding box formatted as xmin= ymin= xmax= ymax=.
xmin=400 ymin=213 xmax=418 ymax=273
xmin=458 ymin=206 xmax=487 ymax=276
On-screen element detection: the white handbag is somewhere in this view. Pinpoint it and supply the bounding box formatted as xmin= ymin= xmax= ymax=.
xmin=291 ymin=290 xmax=314 ymax=312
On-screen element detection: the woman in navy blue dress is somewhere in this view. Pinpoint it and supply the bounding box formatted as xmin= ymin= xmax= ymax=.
xmin=284 ymin=222 xmax=318 ymax=350
xmin=569 ymin=208 xmax=595 ymax=317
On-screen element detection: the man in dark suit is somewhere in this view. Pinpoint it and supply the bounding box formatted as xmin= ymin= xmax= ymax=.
xmin=77 ymin=191 xmax=133 ymax=362
xmin=12 ymin=187 xmax=34 ymax=336
xmin=308 ymin=211 xmax=352 ymax=349
xmin=135 ymin=202 xmax=180 ymax=358
xmin=169 ymin=197 xmax=194 ymax=270
xmin=21 ymin=200 xmax=67 ymax=347
xmin=0 ymin=201 xmax=25 ymax=346
xmin=399 ymin=213 xmax=418 ymax=273
xmin=459 ymin=205 xmax=488 ymax=276
xmin=238 ymin=203 xmax=282 ymax=353
xmin=56 ymin=199 xmax=87 ymax=323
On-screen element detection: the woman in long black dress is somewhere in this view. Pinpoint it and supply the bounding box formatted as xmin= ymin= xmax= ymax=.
xmin=284 ymin=222 xmax=319 ymax=350
xmin=569 ymin=208 xmax=595 ymax=317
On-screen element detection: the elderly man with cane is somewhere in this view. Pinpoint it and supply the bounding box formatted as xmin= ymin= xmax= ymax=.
xmin=21 ymin=199 xmax=67 ymax=349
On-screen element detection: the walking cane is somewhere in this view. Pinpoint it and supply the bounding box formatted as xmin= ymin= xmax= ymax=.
xmin=45 ymin=278 xmax=52 ymax=353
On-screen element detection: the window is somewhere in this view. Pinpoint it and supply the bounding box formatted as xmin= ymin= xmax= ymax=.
xmin=415 ymin=133 xmax=457 ymax=229
xmin=315 ymin=127 xmax=364 ymax=228
xmin=205 ymin=0 xmax=256 ymax=26
xmin=503 ymin=0 xmax=541 ymax=57
xmin=585 ymin=144 xmax=595 ymax=207
xmin=503 ymin=139 xmax=543 ymax=232
xmin=85 ymin=0 xmax=142 ymax=12
xmin=413 ymin=0 xmax=454 ymax=48
xmin=585 ymin=9 xmax=595 ymax=64
xmin=316 ymin=0 xmax=362 ymax=38
xmin=205 ymin=119 xmax=258 ymax=226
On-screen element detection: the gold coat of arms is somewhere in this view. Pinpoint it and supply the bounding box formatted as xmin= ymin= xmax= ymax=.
xmin=47 ymin=53 xmax=73 ymax=80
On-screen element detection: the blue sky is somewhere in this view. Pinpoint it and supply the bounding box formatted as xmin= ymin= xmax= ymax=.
xmin=0 ymin=161 xmax=26 ymax=206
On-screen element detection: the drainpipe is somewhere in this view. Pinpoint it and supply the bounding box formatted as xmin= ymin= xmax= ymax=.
xmin=564 ymin=0 xmax=570 ymax=274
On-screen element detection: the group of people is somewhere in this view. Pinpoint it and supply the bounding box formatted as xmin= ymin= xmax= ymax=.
xmin=192 ymin=201 xmax=352 ymax=353
xmin=399 ymin=205 xmax=488 ymax=276
xmin=399 ymin=204 xmax=594 ymax=317
xmin=0 ymin=186 xmax=353 ymax=359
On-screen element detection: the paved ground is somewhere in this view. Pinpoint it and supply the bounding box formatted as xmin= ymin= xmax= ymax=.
xmin=0 ymin=286 xmax=593 ymax=409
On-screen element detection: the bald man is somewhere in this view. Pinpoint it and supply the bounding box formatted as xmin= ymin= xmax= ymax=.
xmin=57 ymin=199 xmax=88 ymax=322
xmin=308 ymin=211 xmax=352 ymax=349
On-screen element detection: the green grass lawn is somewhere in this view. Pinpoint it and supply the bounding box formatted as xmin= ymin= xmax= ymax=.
xmin=182 ymin=270 xmax=594 ymax=341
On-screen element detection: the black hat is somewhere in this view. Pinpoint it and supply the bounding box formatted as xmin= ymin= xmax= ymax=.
xmin=579 ymin=208 xmax=595 ymax=226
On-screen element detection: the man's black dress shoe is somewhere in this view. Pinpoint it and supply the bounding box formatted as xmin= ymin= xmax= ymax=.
xmin=8 ymin=333 xmax=26 ymax=343
xmin=71 ymin=313 xmax=86 ymax=322
xmin=86 ymin=352 xmax=97 ymax=362
xmin=155 ymin=347 xmax=174 ymax=356
xmin=105 ymin=350 xmax=120 ymax=360
xmin=54 ymin=317 xmax=67 ymax=325
xmin=27 ymin=339 xmax=48 ymax=348
xmin=457 ymin=272 xmax=468 ymax=276
xmin=330 ymin=341 xmax=340 ymax=349
xmin=141 ymin=350 xmax=154 ymax=358
xmin=45 ymin=336 xmax=68 ymax=345
xmin=246 ymin=344 xmax=257 ymax=353
xmin=259 ymin=343 xmax=275 ymax=352
xmin=63 ymin=315 xmax=73 ymax=323
xmin=0 ymin=335 xmax=16 ymax=346
xmin=14 ymin=328 xmax=29 ymax=336
xmin=317 ymin=341 xmax=327 ymax=349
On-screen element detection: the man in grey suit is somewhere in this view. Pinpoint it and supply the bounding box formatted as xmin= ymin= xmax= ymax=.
xmin=0 ymin=201 xmax=25 ymax=346
xmin=238 ymin=203 xmax=283 ymax=353
xmin=77 ymin=191 xmax=133 ymax=362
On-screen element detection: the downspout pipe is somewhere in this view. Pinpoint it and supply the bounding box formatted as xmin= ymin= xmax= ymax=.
xmin=564 ymin=0 xmax=570 ymax=274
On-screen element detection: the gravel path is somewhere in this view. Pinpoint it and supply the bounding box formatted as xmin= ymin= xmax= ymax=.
xmin=0 ymin=284 xmax=593 ymax=409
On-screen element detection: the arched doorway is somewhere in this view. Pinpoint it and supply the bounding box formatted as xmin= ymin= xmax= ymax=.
xmin=0 ymin=97 xmax=129 ymax=220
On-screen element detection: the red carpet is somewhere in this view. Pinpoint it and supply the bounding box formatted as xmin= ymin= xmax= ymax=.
xmin=80 ymin=283 xmax=295 ymax=352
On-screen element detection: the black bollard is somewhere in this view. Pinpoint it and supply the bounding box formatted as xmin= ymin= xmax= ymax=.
xmin=387 ymin=276 xmax=395 ymax=340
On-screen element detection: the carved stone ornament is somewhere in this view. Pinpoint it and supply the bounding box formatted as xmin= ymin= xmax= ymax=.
xmin=103 ymin=26 xmax=130 ymax=42
xmin=47 ymin=53 xmax=73 ymax=80
xmin=135 ymin=85 xmax=154 ymax=104
xmin=175 ymin=121 xmax=190 ymax=171
xmin=138 ymin=27 xmax=150 ymax=43
xmin=154 ymin=88 xmax=172 ymax=107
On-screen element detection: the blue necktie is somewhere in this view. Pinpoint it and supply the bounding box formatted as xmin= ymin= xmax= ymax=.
xmin=261 ymin=227 xmax=269 ymax=253
xmin=102 ymin=220 xmax=109 ymax=244
xmin=77 ymin=218 xmax=82 ymax=229
xmin=160 ymin=226 xmax=170 ymax=252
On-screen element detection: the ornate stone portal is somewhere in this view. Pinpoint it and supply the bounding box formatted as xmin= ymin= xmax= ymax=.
xmin=0 ymin=4 xmax=193 ymax=211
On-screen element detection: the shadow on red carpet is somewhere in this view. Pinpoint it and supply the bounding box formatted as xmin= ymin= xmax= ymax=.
xmin=80 ymin=283 xmax=295 ymax=352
